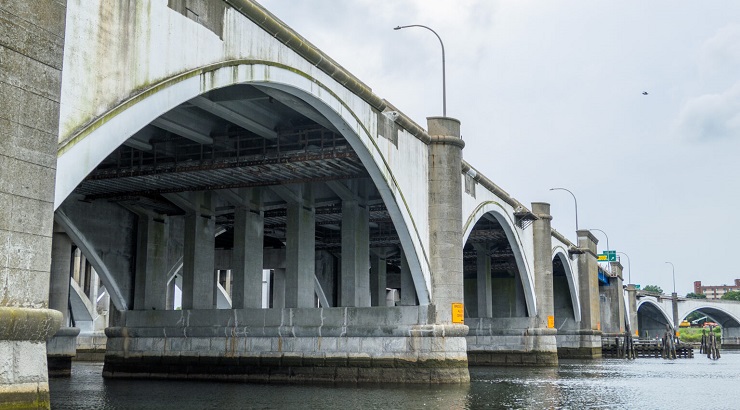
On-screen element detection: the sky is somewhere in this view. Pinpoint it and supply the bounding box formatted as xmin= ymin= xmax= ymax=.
xmin=257 ymin=0 xmax=740 ymax=296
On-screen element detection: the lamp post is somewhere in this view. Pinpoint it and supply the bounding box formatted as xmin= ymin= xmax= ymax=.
xmin=588 ymin=228 xmax=610 ymax=253
xmin=617 ymin=251 xmax=631 ymax=284
xmin=664 ymin=261 xmax=676 ymax=294
xmin=549 ymin=187 xmax=578 ymax=231
xmin=394 ymin=24 xmax=447 ymax=117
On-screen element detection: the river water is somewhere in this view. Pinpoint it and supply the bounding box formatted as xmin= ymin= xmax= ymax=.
xmin=49 ymin=351 xmax=740 ymax=409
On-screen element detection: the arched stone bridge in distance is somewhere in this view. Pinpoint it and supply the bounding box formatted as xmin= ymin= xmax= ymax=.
xmin=634 ymin=291 xmax=740 ymax=347
xmin=0 ymin=0 xmax=627 ymax=405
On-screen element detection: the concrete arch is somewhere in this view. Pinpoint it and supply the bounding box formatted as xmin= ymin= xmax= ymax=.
xmin=679 ymin=306 xmax=740 ymax=328
xmin=54 ymin=61 xmax=431 ymax=304
xmin=636 ymin=299 xmax=674 ymax=337
xmin=552 ymin=248 xmax=581 ymax=323
xmin=462 ymin=202 xmax=536 ymax=316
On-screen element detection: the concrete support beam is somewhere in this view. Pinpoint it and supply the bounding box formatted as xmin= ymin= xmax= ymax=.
xmin=370 ymin=254 xmax=387 ymax=307
xmin=134 ymin=216 xmax=169 ymax=311
xmin=399 ymin=252 xmax=416 ymax=306
xmin=189 ymin=96 xmax=277 ymax=140
xmin=285 ymin=186 xmax=315 ymax=308
xmin=49 ymin=229 xmax=73 ymax=325
xmin=427 ymin=117 xmax=465 ymax=324
xmin=231 ymin=193 xmax=265 ymax=309
xmin=474 ymin=243 xmax=493 ymax=318
xmin=182 ymin=193 xmax=216 ymax=310
xmin=340 ymin=200 xmax=370 ymax=307
xmin=272 ymin=269 xmax=286 ymax=309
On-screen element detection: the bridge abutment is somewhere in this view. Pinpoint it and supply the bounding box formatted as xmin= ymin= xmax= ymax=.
xmin=599 ymin=261 xmax=625 ymax=336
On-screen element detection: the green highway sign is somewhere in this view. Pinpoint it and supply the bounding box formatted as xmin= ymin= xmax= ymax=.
xmin=597 ymin=250 xmax=617 ymax=262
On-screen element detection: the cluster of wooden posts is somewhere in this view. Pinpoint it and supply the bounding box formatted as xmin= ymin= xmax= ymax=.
xmin=700 ymin=326 xmax=721 ymax=360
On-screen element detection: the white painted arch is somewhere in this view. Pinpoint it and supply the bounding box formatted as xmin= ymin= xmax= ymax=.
xmin=636 ymin=299 xmax=674 ymax=327
xmin=55 ymin=61 xmax=433 ymax=305
xmin=462 ymin=201 xmax=537 ymax=316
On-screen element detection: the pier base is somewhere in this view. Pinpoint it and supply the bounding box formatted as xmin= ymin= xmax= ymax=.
xmin=103 ymin=307 xmax=469 ymax=384
xmin=556 ymin=330 xmax=602 ymax=359
xmin=466 ymin=318 xmax=558 ymax=366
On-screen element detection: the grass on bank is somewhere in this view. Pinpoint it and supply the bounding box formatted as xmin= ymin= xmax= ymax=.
xmin=677 ymin=327 xmax=721 ymax=343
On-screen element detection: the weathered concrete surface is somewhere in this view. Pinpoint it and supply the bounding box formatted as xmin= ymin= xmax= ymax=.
xmin=466 ymin=318 xmax=558 ymax=366
xmin=599 ymin=262 xmax=625 ymax=335
xmin=103 ymin=307 xmax=469 ymax=384
xmin=1 ymin=0 xmax=67 ymax=407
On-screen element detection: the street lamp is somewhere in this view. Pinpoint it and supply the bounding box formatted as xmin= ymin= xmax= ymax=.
xmin=588 ymin=228 xmax=610 ymax=253
xmin=665 ymin=261 xmax=676 ymax=294
xmin=617 ymin=251 xmax=631 ymax=284
xmin=549 ymin=187 xmax=578 ymax=231
xmin=394 ymin=24 xmax=447 ymax=117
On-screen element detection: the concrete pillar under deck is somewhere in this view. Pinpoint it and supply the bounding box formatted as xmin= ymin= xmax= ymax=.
xmin=671 ymin=293 xmax=679 ymax=331
xmin=399 ymin=252 xmax=415 ymax=306
xmin=272 ymin=269 xmax=286 ymax=309
xmin=285 ymin=196 xmax=315 ymax=308
xmin=47 ymin=229 xmax=80 ymax=377
xmin=231 ymin=196 xmax=265 ymax=309
xmin=370 ymin=254 xmax=387 ymax=307
xmin=473 ymin=243 xmax=492 ymax=318
xmin=134 ymin=216 xmax=169 ymax=311
xmin=340 ymin=200 xmax=370 ymax=307
xmin=182 ymin=194 xmax=216 ymax=310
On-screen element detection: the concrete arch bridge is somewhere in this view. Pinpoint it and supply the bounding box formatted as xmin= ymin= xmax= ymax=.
xmin=0 ymin=1 xmax=627 ymax=404
xmin=634 ymin=291 xmax=740 ymax=347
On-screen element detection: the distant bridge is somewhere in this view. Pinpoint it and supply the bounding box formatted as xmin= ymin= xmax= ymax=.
xmin=634 ymin=291 xmax=740 ymax=346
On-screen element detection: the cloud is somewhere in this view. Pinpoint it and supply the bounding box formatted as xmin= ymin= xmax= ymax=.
xmin=699 ymin=24 xmax=740 ymax=82
xmin=676 ymin=82 xmax=740 ymax=140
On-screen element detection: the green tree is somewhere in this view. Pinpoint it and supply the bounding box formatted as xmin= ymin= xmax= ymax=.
xmin=643 ymin=285 xmax=663 ymax=294
xmin=721 ymin=290 xmax=740 ymax=301
xmin=686 ymin=292 xmax=707 ymax=299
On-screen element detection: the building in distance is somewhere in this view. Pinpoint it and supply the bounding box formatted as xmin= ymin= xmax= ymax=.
xmin=694 ymin=279 xmax=740 ymax=300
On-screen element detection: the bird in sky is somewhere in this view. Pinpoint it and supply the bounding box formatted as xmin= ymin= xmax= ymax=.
xmin=642 ymin=91 xmax=649 ymax=95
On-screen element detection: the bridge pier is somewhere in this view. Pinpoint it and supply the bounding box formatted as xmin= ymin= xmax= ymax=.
xmin=46 ymin=229 xmax=80 ymax=377
xmin=599 ymin=261 xmax=625 ymax=335
xmin=557 ymin=230 xmax=602 ymax=359
xmin=0 ymin=1 xmax=67 ymax=407
xmin=626 ymin=284 xmax=638 ymax=335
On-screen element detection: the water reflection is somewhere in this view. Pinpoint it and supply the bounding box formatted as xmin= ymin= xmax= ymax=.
xmin=50 ymin=353 xmax=740 ymax=409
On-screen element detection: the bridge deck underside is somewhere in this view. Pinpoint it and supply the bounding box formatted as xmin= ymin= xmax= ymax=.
xmin=70 ymin=83 xmax=406 ymax=270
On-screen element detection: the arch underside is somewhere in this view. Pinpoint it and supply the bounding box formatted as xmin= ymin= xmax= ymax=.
xmin=552 ymin=252 xmax=580 ymax=329
xmin=681 ymin=306 xmax=740 ymax=328
xmin=463 ymin=211 xmax=533 ymax=318
xmin=637 ymin=300 xmax=673 ymax=337
xmin=55 ymin=64 xmax=431 ymax=309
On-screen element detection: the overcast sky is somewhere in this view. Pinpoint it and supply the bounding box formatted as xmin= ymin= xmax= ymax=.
xmin=258 ymin=0 xmax=740 ymax=295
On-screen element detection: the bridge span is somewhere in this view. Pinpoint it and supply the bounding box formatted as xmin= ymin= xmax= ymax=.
xmin=2 ymin=0 xmax=627 ymax=406
xmin=632 ymin=290 xmax=740 ymax=347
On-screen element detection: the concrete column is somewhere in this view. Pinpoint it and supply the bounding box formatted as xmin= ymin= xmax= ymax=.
xmin=272 ymin=269 xmax=286 ymax=309
xmin=399 ymin=252 xmax=415 ymax=306
xmin=671 ymin=293 xmax=679 ymax=331
xmin=427 ymin=117 xmax=465 ymax=324
xmin=134 ymin=216 xmax=169 ymax=310
xmin=473 ymin=243 xmax=492 ymax=318
xmin=0 ymin=0 xmax=66 ymax=404
xmin=72 ymin=248 xmax=81 ymax=284
xmin=576 ymin=230 xmax=601 ymax=331
xmin=231 ymin=190 xmax=264 ymax=308
xmin=166 ymin=278 xmax=176 ymax=310
xmin=608 ymin=261 xmax=625 ymax=333
xmin=182 ymin=194 xmax=216 ymax=310
xmin=370 ymin=254 xmax=387 ymax=307
xmin=626 ymin=284 xmax=638 ymax=335
xmin=532 ymin=202 xmax=555 ymax=329
xmin=340 ymin=200 xmax=370 ymax=307
xmin=50 ymin=230 xmax=73 ymax=325
xmin=285 ymin=193 xmax=315 ymax=308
